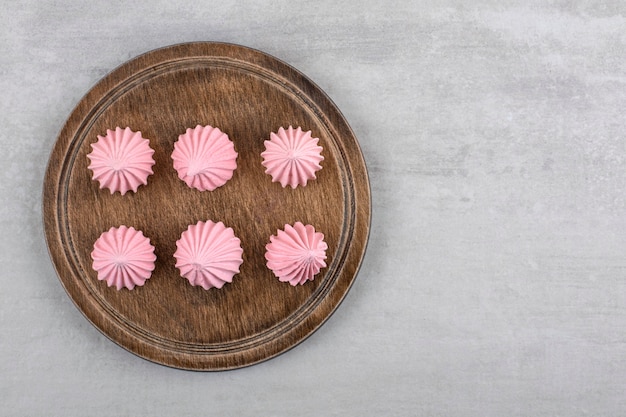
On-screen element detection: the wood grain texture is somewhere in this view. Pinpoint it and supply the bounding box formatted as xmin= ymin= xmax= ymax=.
xmin=42 ymin=42 xmax=370 ymax=370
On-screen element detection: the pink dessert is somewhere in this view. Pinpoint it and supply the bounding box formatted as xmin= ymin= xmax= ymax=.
xmin=261 ymin=126 xmax=324 ymax=188
xmin=265 ymin=222 xmax=328 ymax=286
xmin=174 ymin=220 xmax=244 ymax=289
xmin=91 ymin=226 xmax=156 ymax=290
xmin=171 ymin=125 xmax=238 ymax=191
xmin=87 ymin=127 xmax=155 ymax=195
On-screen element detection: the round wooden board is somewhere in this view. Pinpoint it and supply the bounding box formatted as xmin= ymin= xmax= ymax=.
xmin=43 ymin=42 xmax=370 ymax=370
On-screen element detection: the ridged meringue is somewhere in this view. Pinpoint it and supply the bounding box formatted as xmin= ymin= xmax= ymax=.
xmin=174 ymin=220 xmax=244 ymax=290
xmin=265 ymin=222 xmax=328 ymax=286
xmin=87 ymin=127 xmax=155 ymax=195
xmin=91 ymin=226 xmax=156 ymax=290
xmin=261 ymin=126 xmax=324 ymax=188
xmin=171 ymin=125 xmax=238 ymax=191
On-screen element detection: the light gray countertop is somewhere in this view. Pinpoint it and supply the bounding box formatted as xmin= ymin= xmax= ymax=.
xmin=3 ymin=1 xmax=626 ymax=415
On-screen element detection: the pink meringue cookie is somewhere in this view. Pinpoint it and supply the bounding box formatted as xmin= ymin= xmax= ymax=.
xmin=265 ymin=222 xmax=328 ymax=286
xmin=91 ymin=226 xmax=156 ymax=290
xmin=261 ymin=126 xmax=324 ymax=188
xmin=174 ymin=220 xmax=244 ymax=290
xmin=171 ymin=125 xmax=238 ymax=191
xmin=87 ymin=127 xmax=155 ymax=195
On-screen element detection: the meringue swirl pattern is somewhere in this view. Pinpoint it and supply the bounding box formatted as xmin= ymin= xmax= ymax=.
xmin=87 ymin=127 xmax=155 ymax=195
xmin=91 ymin=226 xmax=156 ymax=290
xmin=261 ymin=126 xmax=324 ymax=188
xmin=171 ymin=125 xmax=238 ymax=191
xmin=174 ymin=220 xmax=244 ymax=290
xmin=265 ymin=222 xmax=328 ymax=286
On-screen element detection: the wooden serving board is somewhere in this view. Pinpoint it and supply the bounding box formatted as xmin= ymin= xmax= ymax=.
xmin=43 ymin=42 xmax=370 ymax=370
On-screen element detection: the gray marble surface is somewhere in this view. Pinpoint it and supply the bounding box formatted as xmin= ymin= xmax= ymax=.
xmin=3 ymin=1 xmax=626 ymax=415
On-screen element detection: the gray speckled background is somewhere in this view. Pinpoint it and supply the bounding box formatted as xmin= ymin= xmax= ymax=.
xmin=3 ymin=1 xmax=626 ymax=415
